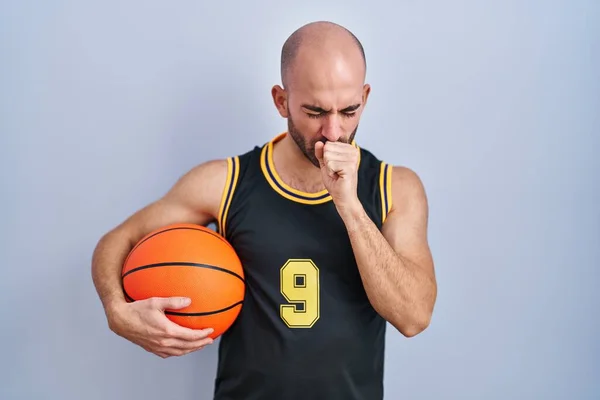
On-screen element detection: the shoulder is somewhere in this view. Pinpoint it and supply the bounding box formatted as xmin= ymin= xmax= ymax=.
xmin=175 ymin=145 xmax=258 ymax=192
xmin=173 ymin=145 xmax=260 ymax=215
xmin=360 ymin=148 xmax=428 ymax=223
xmin=390 ymin=166 xmax=425 ymax=195
xmin=175 ymin=158 xmax=229 ymax=190
xmin=355 ymin=146 xmax=424 ymax=195
xmin=387 ymin=165 xmax=428 ymax=220
xmin=163 ymin=159 xmax=229 ymax=218
xmin=357 ymin=144 xmax=426 ymax=211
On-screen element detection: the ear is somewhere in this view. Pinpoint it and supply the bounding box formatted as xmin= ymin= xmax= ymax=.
xmin=271 ymin=85 xmax=289 ymax=118
xmin=362 ymin=83 xmax=371 ymax=106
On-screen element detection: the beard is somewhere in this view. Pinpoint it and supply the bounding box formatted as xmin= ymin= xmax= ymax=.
xmin=287 ymin=114 xmax=358 ymax=168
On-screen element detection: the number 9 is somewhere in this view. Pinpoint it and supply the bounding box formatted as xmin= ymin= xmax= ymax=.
xmin=280 ymin=259 xmax=320 ymax=328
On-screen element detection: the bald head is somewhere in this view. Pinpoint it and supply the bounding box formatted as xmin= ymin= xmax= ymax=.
xmin=280 ymin=21 xmax=366 ymax=89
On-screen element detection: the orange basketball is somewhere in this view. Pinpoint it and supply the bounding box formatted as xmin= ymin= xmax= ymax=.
xmin=121 ymin=223 xmax=245 ymax=339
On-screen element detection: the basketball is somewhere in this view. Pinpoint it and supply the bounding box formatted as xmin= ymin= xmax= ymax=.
xmin=121 ymin=223 xmax=245 ymax=339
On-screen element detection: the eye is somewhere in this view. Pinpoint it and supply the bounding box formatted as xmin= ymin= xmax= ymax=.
xmin=305 ymin=111 xmax=357 ymax=119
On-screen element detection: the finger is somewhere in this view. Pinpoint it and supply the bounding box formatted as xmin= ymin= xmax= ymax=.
xmin=314 ymin=141 xmax=325 ymax=166
xmin=164 ymin=323 xmax=215 ymax=341
xmin=159 ymin=336 xmax=214 ymax=351
xmin=176 ymin=336 xmax=214 ymax=350
xmin=157 ymin=339 xmax=213 ymax=357
xmin=158 ymin=348 xmax=183 ymax=357
xmin=323 ymin=145 xmax=358 ymax=160
xmin=323 ymin=151 xmax=352 ymax=161
xmin=320 ymin=160 xmax=336 ymax=178
xmin=325 ymin=160 xmax=345 ymax=174
xmin=144 ymin=346 xmax=170 ymax=359
xmin=160 ymin=346 xmax=203 ymax=357
xmin=323 ymin=141 xmax=355 ymax=152
xmin=326 ymin=160 xmax=357 ymax=178
xmin=323 ymin=154 xmax=357 ymax=169
xmin=150 ymin=296 xmax=192 ymax=311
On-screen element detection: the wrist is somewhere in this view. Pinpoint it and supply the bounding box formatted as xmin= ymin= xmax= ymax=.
xmin=335 ymin=198 xmax=367 ymax=225
xmin=104 ymin=296 xmax=128 ymax=329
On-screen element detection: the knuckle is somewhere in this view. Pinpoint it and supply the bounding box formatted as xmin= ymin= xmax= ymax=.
xmin=163 ymin=326 xmax=175 ymax=337
xmin=165 ymin=348 xmax=183 ymax=357
xmin=146 ymin=346 xmax=168 ymax=359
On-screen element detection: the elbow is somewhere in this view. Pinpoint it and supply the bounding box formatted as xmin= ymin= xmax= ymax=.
xmin=396 ymin=316 xmax=431 ymax=338
xmin=388 ymin=307 xmax=433 ymax=338
xmin=398 ymin=283 xmax=437 ymax=337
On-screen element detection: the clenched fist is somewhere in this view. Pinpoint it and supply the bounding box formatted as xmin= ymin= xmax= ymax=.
xmin=314 ymin=141 xmax=361 ymax=213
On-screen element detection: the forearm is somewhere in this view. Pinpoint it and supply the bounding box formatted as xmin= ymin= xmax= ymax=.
xmin=91 ymin=230 xmax=134 ymax=317
xmin=339 ymin=204 xmax=436 ymax=336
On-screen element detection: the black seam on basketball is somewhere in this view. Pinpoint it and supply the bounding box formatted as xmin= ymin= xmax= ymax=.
xmin=123 ymin=290 xmax=243 ymax=316
xmin=165 ymin=301 xmax=244 ymax=316
xmin=123 ymin=288 xmax=134 ymax=302
xmin=122 ymin=262 xmax=245 ymax=283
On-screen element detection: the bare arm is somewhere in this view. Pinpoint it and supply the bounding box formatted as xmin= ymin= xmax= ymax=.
xmin=91 ymin=159 xmax=228 ymax=357
xmin=339 ymin=166 xmax=437 ymax=337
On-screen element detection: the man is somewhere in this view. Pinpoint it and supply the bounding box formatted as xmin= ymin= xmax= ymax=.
xmin=92 ymin=20 xmax=437 ymax=400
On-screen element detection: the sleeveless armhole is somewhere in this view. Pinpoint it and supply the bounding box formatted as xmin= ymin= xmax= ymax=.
xmin=379 ymin=162 xmax=393 ymax=224
xmin=217 ymin=156 xmax=240 ymax=237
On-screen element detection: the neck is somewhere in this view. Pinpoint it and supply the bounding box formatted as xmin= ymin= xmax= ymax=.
xmin=272 ymin=134 xmax=325 ymax=192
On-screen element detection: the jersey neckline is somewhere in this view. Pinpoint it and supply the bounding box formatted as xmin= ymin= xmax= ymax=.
xmin=259 ymin=132 xmax=361 ymax=205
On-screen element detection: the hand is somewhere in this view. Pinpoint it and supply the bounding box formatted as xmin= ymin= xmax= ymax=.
xmin=314 ymin=141 xmax=361 ymax=212
xmin=107 ymin=297 xmax=214 ymax=359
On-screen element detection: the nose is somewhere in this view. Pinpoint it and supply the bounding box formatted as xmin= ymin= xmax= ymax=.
xmin=320 ymin=115 xmax=343 ymax=142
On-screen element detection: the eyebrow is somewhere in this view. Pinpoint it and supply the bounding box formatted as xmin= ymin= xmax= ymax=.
xmin=302 ymin=103 xmax=362 ymax=113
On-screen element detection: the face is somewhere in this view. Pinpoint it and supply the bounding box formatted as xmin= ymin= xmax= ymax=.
xmin=272 ymin=50 xmax=370 ymax=168
xmin=286 ymin=106 xmax=359 ymax=168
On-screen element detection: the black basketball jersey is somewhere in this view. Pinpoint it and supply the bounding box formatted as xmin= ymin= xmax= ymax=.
xmin=212 ymin=132 xmax=394 ymax=400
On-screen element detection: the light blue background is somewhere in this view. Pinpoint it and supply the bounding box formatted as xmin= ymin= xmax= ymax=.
xmin=1 ymin=1 xmax=599 ymax=399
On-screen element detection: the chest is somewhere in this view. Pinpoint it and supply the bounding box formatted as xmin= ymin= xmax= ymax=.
xmin=226 ymin=196 xmax=359 ymax=279
xmin=223 ymin=182 xmax=378 ymax=324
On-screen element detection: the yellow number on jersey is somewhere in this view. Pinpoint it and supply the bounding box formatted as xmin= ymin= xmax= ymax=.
xmin=280 ymin=259 xmax=320 ymax=328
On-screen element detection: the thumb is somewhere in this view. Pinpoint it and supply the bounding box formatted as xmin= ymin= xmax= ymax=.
xmin=154 ymin=296 xmax=191 ymax=311
xmin=314 ymin=141 xmax=325 ymax=168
